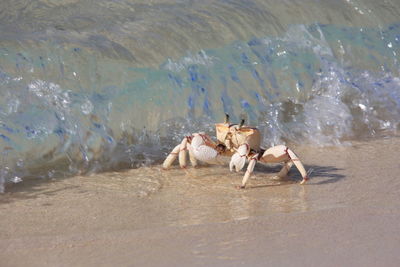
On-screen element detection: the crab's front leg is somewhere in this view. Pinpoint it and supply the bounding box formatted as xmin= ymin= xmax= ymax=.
xmin=237 ymin=155 xmax=258 ymax=189
xmin=228 ymin=143 xmax=257 ymax=189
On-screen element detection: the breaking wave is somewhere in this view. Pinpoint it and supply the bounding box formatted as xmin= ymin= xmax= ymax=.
xmin=0 ymin=0 xmax=399 ymax=190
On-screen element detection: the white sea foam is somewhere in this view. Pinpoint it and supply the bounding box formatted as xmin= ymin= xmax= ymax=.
xmin=163 ymin=50 xmax=214 ymax=72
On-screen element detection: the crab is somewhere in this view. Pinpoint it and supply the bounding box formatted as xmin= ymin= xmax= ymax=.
xmin=162 ymin=114 xmax=309 ymax=188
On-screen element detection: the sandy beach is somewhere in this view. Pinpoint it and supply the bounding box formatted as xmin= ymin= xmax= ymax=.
xmin=1 ymin=137 xmax=400 ymax=266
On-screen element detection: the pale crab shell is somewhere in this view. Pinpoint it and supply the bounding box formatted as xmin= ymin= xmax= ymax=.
xmin=215 ymin=123 xmax=261 ymax=151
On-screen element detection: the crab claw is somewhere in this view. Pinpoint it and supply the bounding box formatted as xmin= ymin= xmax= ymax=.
xmin=229 ymin=153 xmax=246 ymax=172
xmin=229 ymin=144 xmax=248 ymax=172
xmin=191 ymin=135 xmax=219 ymax=163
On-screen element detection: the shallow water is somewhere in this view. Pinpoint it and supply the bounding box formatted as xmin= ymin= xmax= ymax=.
xmin=0 ymin=0 xmax=400 ymax=189
xmin=2 ymin=138 xmax=399 ymax=237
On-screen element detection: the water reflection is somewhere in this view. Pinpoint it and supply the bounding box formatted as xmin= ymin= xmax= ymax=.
xmin=229 ymin=195 xmax=251 ymax=221
xmin=266 ymin=185 xmax=308 ymax=213
xmin=158 ymin=165 xmax=311 ymax=227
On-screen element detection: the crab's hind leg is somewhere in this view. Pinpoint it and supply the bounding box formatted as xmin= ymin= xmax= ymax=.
xmin=286 ymin=148 xmax=308 ymax=184
xmin=276 ymin=160 xmax=294 ymax=179
xmin=162 ymin=144 xmax=181 ymax=169
xmin=259 ymin=145 xmax=308 ymax=184
xmin=162 ymin=136 xmax=191 ymax=169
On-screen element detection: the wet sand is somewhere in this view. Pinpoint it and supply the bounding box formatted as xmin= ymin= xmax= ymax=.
xmin=1 ymin=138 xmax=400 ymax=266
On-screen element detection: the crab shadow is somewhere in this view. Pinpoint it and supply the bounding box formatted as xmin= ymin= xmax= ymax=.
xmin=252 ymin=163 xmax=345 ymax=186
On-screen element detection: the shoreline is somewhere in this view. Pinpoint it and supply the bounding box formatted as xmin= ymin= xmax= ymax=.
xmin=1 ymin=138 xmax=400 ymax=266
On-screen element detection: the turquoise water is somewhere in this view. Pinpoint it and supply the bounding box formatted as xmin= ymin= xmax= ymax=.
xmin=0 ymin=0 xmax=399 ymax=190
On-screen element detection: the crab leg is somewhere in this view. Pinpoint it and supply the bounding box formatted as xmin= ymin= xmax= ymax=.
xmin=199 ymin=132 xmax=218 ymax=148
xmin=286 ymin=148 xmax=308 ymax=184
xmin=187 ymin=144 xmax=198 ymax=167
xmin=162 ymin=144 xmax=181 ymax=169
xmin=259 ymin=145 xmax=308 ymax=184
xmin=276 ymin=160 xmax=294 ymax=178
xmin=239 ymin=155 xmax=258 ymax=188
xmin=178 ymin=137 xmax=188 ymax=168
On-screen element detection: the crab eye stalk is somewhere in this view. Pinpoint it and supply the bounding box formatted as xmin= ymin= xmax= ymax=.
xmin=225 ymin=113 xmax=230 ymax=124
xmin=239 ymin=119 xmax=245 ymax=128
